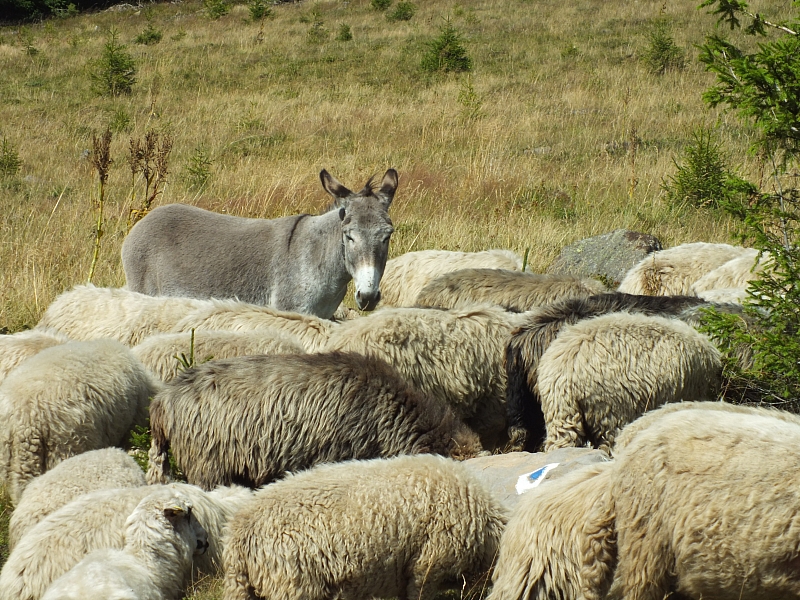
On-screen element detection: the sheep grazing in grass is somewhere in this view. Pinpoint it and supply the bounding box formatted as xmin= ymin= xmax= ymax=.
xmin=132 ymin=328 xmax=305 ymax=382
xmin=414 ymin=268 xmax=609 ymax=312
xmin=0 ymin=483 xmax=252 ymax=600
xmin=380 ymin=249 xmax=524 ymax=307
xmin=690 ymin=247 xmax=769 ymax=294
xmin=8 ymin=448 xmax=146 ymax=550
xmin=40 ymin=488 xmax=207 ymax=600
xmin=537 ymin=312 xmax=721 ymax=452
xmin=323 ymin=305 xmax=526 ymax=448
xmin=0 ymin=339 xmax=160 ymax=504
xmin=170 ymin=299 xmax=337 ymax=352
xmin=617 ymin=242 xmax=750 ymax=296
xmin=486 ymin=461 xmax=614 ymax=600
xmin=148 ymin=351 xmax=483 ymax=490
xmin=35 ymin=284 xmax=212 ymax=346
xmin=222 ymin=454 xmax=508 ymax=600
xmin=504 ymin=292 xmax=708 ymax=450
xmin=0 ymin=328 xmax=70 ymax=385
xmin=578 ymin=402 xmax=800 ymax=600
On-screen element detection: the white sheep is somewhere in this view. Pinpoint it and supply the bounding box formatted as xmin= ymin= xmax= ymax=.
xmin=537 ymin=312 xmax=722 ymax=451
xmin=690 ymin=247 xmax=770 ymax=293
xmin=323 ymin=305 xmax=527 ymax=448
xmin=617 ymin=242 xmax=751 ymax=296
xmin=414 ymin=268 xmax=609 ymax=312
xmin=170 ymin=298 xmax=337 ymax=352
xmin=0 ymin=483 xmax=253 ymax=600
xmin=486 ymin=461 xmax=614 ymax=600
xmin=131 ymin=328 xmax=305 ymax=381
xmin=579 ymin=401 xmax=800 ymax=600
xmin=380 ymin=249 xmax=524 ymax=307
xmin=222 ymin=454 xmax=508 ymax=600
xmin=0 ymin=338 xmax=161 ymax=504
xmin=0 ymin=328 xmax=70 ymax=385
xmin=40 ymin=487 xmax=207 ymax=600
xmin=8 ymin=447 xmax=146 ymax=549
xmin=35 ymin=284 xmax=212 ymax=346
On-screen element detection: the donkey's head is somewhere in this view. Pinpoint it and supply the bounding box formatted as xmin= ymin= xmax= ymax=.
xmin=321 ymin=168 xmax=398 ymax=311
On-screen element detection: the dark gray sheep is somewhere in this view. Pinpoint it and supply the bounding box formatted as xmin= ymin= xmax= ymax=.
xmin=147 ymin=352 xmax=484 ymax=490
xmin=504 ymin=292 xmax=708 ymax=451
xmin=415 ymin=268 xmax=608 ymax=312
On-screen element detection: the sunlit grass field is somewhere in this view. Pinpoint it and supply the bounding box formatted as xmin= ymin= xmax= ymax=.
xmin=0 ymin=0 xmax=791 ymax=595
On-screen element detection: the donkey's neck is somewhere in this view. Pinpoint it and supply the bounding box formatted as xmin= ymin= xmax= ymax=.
xmin=298 ymin=210 xmax=351 ymax=315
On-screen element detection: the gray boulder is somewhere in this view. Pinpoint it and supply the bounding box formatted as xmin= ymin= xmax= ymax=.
xmin=463 ymin=448 xmax=610 ymax=510
xmin=546 ymin=229 xmax=662 ymax=287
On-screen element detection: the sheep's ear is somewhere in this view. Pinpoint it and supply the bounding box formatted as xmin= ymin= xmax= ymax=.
xmin=164 ymin=506 xmax=185 ymax=524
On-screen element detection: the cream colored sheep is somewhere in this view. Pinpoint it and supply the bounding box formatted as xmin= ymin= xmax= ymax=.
xmin=222 ymin=454 xmax=508 ymax=600
xmin=0 ymin=328 xmax=70 ymax=385
xmin=690 ymin=247 xmax=770 ymax=294
xmin=324 ymin=305 xmax=526 ymax=448
xmin=486 ymin=461 xmax=614 ymax=600
xmin=132 ymin=328 xmax=305 ymax=381
xmin=0 ymin=339 xmax=161 ymax=504
xmin=147 ymin=351 xmax=483 ymax=490
xmin=617 ymin=242 xmax=750 ymax=296
xmin=35 ymin=284 xmax=212 ymax=346
xmin=9 ymin=448 xmax=146 ymax=549
xmin=170 ymin=299 xmax=337 ymax=352
xmin=380 ymin=249 xmax=524 ymax=307
xmin=40 ymin=488 xmax=207 ymax=600
xmin=0 ymin=483 xmax=252 ymax=600
xmin=537 ymin=312 xmax=721 ymax=451
xmin=414 ymin=268 xmax=608 ymax=312
xmin=580 ymin=402 xmax=800 ymax=600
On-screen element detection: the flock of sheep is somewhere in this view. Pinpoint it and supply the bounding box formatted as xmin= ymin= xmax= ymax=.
xmin=0 ymin=239 xmax=790 ymax=600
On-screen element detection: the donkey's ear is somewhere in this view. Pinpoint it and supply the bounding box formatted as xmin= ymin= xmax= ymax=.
xmin=377 ymin=168 xmax=399 ymax=208
xmin=320 ymin=170 xmax=353 ymax=204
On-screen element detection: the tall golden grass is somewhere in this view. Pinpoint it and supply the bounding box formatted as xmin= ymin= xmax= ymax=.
xmin=0 ymin=0 xmax=788 ymax=331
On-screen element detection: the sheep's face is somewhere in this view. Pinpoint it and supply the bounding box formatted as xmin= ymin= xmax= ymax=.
xmin=164 ymin=504 xmax=209 ymax=555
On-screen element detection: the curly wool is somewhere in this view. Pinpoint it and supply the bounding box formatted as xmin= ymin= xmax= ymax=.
xmin=380 ymin=249 xmax=524 ymax=307
xmin=324 ymin=305 xmax=526 ymax=448
xmin=537 ymin=312 xmax=721 ymax=452
xmin=170 ymin=298 xmax=337 ymax=352
xmin=35 ymin=284 xmax=212 ymax=346
xmin=0 ymin=328 xmax=70 ymax=385
xmin=504 ymin=292 xmax=708 ymax=451
xmin=222 ymin=454 xmax=508 ymax=600
xmin=0 ymin=339 xmax=160 ymax=504
xmin=0 ymin=483 xmax=252 ymax=600
xmin=582 ymin=401 xmax=800 ymax=600
xmin=486 ymin=461 xmax=614 ymax=600
xmin=132 ymin=328 xmax=305 ymax=382
xmin=147 ymin=351 xmax=483 ymax=490
xmin=414 ymin=268 xmax=608 ymax=312
xmin=8 ymin=448 xmax=146 ymax=550
xmin=617 ymin=242 xmax=751 ymax=296
xmin=40 ymin=489 xmax=206 ymax=600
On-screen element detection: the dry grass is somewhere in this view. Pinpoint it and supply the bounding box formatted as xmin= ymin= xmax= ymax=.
xmin=0 ymin=0 xmax=788 ymax=330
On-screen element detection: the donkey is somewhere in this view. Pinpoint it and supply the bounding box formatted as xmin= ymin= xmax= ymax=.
xmin=121 ymin=169 xmax=398 ymax=319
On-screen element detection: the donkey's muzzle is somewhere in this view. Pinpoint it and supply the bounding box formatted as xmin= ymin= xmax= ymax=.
xmin=356 ymin=289 xmax=381 ymax=311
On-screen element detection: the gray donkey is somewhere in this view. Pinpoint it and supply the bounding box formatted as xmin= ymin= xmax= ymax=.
xmin=121 ymin=169 xmax=398 ymax=319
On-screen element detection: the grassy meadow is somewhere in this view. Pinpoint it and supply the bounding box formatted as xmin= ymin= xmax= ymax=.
xmin=0 ymin=0 xmax=791 ymax=595
xmin=0 ymin=0 xmax=790 ymax=331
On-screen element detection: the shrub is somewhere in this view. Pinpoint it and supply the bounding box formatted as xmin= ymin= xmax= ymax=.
xmin=387 ymin=1 xmax=415 ymax=22
xmin=421 ymin=20 xmax=472 ymax=73
xmin=186 ymin=146 xmax=213 ymax=190
xmin=662 ymin=127 xmax=755 ymax=209
xmin=134 ymin=23 xmax=163 ymax=45
xmin=248 ymin=0 xmax=272 ymax=20
xmin=336 ymin=23 xmax=353 ymax=42
xmin=90 ymin=28 xmax=136 ymax=96
xmin=0 ymin=137 xmax=22 ymax=179
xmin=203 ymin=0 xmax=229 ymax=19
xmin=642 ymin=17 xmax=685 ymax=74
xmin=370 ymin=0 xmax=391 ymax=11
